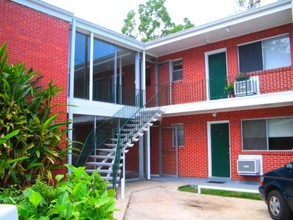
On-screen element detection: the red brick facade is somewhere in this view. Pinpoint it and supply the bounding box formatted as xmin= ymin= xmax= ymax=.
xmin=0 ymin=0 xmax=70 ymax=174
xmin=147 ymin=24 xmax=293 ymax=182
xmin=150 ymin=106 xmax=293 ymax=182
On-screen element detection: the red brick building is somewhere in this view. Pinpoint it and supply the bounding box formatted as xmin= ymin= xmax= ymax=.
xmin=1 ymin=0 xmax=293 ymax=187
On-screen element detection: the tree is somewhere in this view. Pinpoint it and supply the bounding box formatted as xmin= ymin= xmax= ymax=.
xmin=236 ymin=0 xmax=262 ymax=10
xmin=121 ymin=0 xmax=194 ymax=42
xmin=0 ymin=43 xmax=71 ymax=188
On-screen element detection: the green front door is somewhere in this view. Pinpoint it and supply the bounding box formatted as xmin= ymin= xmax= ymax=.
xmin=208 ymin=52 xmax=227 ymax=100
xmin=211 ymin=123 xmax=230 ymax=178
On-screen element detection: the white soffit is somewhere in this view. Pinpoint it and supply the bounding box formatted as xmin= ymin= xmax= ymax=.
xmin=145 ymin=0 xmax=293 ymax=57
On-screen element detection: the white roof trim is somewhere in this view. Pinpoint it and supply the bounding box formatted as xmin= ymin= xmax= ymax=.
xmin=145 ymin=0 xmax=292 ymax=50
xmin=74 ymin=17 xmax=144 ymax=52
xmin=12 ymin=0 xmax=74 ymax=21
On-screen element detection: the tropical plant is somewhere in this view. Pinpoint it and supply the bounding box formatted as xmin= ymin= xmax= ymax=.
xmin=235 ymin=72 xmax=250 ymax=81
xmin=224 ymin=82 xmax=235 ymax=96
xmin=0 ymin=165 xmax=116 ymax=220
xmin=0 ymin=43 xmax=70 ymax=188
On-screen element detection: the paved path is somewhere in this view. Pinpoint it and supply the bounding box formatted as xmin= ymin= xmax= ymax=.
xmin=114 ymin=180 xmax=270 ymax=220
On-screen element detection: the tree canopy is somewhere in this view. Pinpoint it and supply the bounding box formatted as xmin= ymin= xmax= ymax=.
xmin=236 ymin=0 xmax=262 ymax=10
xmin=121 ymin=0 xmax=194 ymax=42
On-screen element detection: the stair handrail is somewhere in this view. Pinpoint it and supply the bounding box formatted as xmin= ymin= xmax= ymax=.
xmin=74 ymin=88 xmax=142 ymax=167
xmin=112 ymin=89 xmax=163 ymax=189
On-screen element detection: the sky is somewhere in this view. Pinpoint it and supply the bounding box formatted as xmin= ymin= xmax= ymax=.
xmin=42 ymin=0 xmax=278 ymax=33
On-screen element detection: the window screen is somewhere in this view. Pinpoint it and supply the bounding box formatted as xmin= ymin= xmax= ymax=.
xmin=239 ymin=42 xmax=263 ymax=73
xmin=242 ymin=119 xmax=267 ymax=150
xmin=172 ymin=59 xmax=182 ymax=81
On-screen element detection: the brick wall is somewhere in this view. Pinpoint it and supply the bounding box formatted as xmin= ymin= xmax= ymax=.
xmin=150 ymin=106 xmax=293 ymax=182
xmin=151 ymin=24 xmax=293 ymax=104
xmin=0 ymin=0 xmax=70 ymax=174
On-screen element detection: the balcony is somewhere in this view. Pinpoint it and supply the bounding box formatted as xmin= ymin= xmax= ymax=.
xmin=156 ymin=67 xmax=292 ymax=105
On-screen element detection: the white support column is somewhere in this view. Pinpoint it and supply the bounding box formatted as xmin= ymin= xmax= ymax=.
xmin=139 ymin=137 xmax=144 ymax=179
xmin=89 ymin=32 xmax=94 ymax=101
xmin=135 ymin=52 xmax=140 ymax=106
xmin=141 ymin=51 xmax=146 ymax=105
xmin=67 ymin=18 xmax=76 ymax=166
xmin=146 ymin=129 xmax=151 ymax=180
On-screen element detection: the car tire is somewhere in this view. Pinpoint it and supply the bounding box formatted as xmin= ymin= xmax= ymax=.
xmin=267 ymin=190 xmax=292 ymax=220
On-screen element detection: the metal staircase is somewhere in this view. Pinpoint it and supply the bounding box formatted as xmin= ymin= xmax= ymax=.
xmin=74 ymin=91 xmax=163 ymax=189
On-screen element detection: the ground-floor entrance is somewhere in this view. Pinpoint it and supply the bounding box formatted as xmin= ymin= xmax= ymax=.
xmin=209 ymin=122 xmax=230 ymax=178
xmin=159 ymin=127 xmax=179 ymax=177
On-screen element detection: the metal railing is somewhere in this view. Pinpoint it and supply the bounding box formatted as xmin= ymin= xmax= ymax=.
xmin=74 ymin=88 xmax=143 ymax=167
xmin=156 ymin=67 xmax=293 ymax=105
xmin=112 ymin=89 xmax=163 ymax=189
xmin=74 ymin=80 xmax=137 ymax=106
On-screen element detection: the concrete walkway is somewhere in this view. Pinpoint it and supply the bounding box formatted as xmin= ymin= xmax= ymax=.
xmin=113 ymin=177 xmax=270 ymax=220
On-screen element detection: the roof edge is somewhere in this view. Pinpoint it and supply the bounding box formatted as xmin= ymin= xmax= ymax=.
xmin=12 ymin=0 xmax=74 ymax=21
xmin=145 ymin=0 xmax=292 ymax=49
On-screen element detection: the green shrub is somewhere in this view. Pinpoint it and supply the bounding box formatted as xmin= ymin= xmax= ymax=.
xmin=0 ymin=164 xmax=117 ymax=220
xmin=0 ymin=43 xmax=71 ymax=188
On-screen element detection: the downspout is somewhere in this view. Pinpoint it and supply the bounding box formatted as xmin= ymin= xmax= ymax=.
xmin=68 ymin=18 xmax=76 ymax=166
xmin=89 ymin=32 xmax=94 ymax=101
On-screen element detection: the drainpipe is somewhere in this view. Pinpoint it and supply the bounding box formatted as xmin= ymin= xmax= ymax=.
xmin=89 ymin=32 xmax=94 ymax=101
xmin=67 ymin=18 xmax=76 ymax=166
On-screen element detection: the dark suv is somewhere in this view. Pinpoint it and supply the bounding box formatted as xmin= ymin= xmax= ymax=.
xmin=259 ymin=162 xmax=293 ymax=220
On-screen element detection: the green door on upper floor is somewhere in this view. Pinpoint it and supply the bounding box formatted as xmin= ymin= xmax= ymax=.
xmin=211 ymin=123 xmax=230 ymax=178
xmin=208 ymin=52 xmax=227 ymax=100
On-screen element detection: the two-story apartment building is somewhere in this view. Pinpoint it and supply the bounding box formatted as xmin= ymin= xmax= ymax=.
xmin=1 ymin=0 xmax=292 ymax=190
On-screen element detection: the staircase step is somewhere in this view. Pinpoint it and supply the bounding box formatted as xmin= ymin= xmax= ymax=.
xmin=98 ymin=148 xmax=116 ymax=152
xmin=102 ymin=176 xmax=120 ymax=181
xmin=87 ymin=162 xmax=113 ymax=166
xmin=89 ymin=155 xmax=114 ymax=160
xmin=104 ymin=143 xmax=118 ymax=148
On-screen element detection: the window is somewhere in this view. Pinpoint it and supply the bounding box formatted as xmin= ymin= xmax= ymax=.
xmin=172 ymin=59 xmax=182 ymax=81
xmin=238 ymin=35 xmax=291 ymax=73
xmin=242 ymin=117 xmax=293 ymax=151
xmin=146 ymin=66 xmax=151 ymax=86
xmin=172 ymin=124 xmax=184 ymax=147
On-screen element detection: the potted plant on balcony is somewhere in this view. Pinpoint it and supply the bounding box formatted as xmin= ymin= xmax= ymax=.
xmin=235 ymin=72 xmax=250 ymax=81
xmin=224 ymin=82 xmax=234 ymax=97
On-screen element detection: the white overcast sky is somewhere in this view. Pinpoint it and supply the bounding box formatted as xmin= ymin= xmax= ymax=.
xmin=42 ymin=0 xmax=278 ymax=33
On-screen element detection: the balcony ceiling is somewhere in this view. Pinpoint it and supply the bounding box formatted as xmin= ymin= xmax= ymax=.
xmin=145 ymin=0 xmax=292 ymax=57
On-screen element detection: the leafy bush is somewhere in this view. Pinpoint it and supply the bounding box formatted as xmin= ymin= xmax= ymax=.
xmin=0 ymin=43 xmax=71 ymax=188
xmin=0 ymin=164 xmax=116 ymax=220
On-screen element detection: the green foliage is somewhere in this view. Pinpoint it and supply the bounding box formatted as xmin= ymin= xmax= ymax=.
xmin=236 ymin=0 xmax=261 ymax=10
xmin=121 ymin=0 xmax=194 ymax=42
xmin=178 ymin=185 xmax=197 ymax=193
xmin=0 ymin=165 xmax=116 ymax=220
xmin=178 ymin=185 xmax=262 ymax=200
xmin=0 ymin=43 xmax=71 ymax=188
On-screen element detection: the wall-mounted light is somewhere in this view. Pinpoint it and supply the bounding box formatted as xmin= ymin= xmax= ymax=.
xmin=226 ymin=26 xmax=230 ymax=32
xmin=212 ymin=112 xmax=217 ymax=117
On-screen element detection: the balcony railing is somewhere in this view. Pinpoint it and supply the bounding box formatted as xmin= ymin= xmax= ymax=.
xmin=73 ymin=80 xmax=139 ymax=106
xmin=156 ymin=67 xmax=293 ymax=106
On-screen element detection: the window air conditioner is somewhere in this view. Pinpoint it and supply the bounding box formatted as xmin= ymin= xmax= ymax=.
xmin=234 ymin=77 xmax=259 ymax=97
xmin=237 ymin=159 xmax=260 ymax=175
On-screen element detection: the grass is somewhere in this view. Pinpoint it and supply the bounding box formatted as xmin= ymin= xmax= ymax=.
xmin=178 ymin=185 xmax=262 ymax=200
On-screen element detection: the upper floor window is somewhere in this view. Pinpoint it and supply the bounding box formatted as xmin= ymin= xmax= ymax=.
xmin=172 ymin=124 xmax=184 ymax=147
xmin=238 ymin=35 xmax=291 ymax=73
xmin=172 ymin=59 xmax=183 ymax=81
xmin=242 ymin=117 xmax=293 ymax=151
xmin=146 ymin=66 xmax=151 ymax=86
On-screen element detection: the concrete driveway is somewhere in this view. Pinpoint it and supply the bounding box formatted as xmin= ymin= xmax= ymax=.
xmin=121 ymin=182 xmax=270 ymax=220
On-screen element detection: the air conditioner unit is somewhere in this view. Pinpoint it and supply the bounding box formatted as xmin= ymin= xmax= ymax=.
xmin=234 ymin=77 xmax=259 ymax=97
xmin=237 ymin=159 xmax=260 ymax=175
